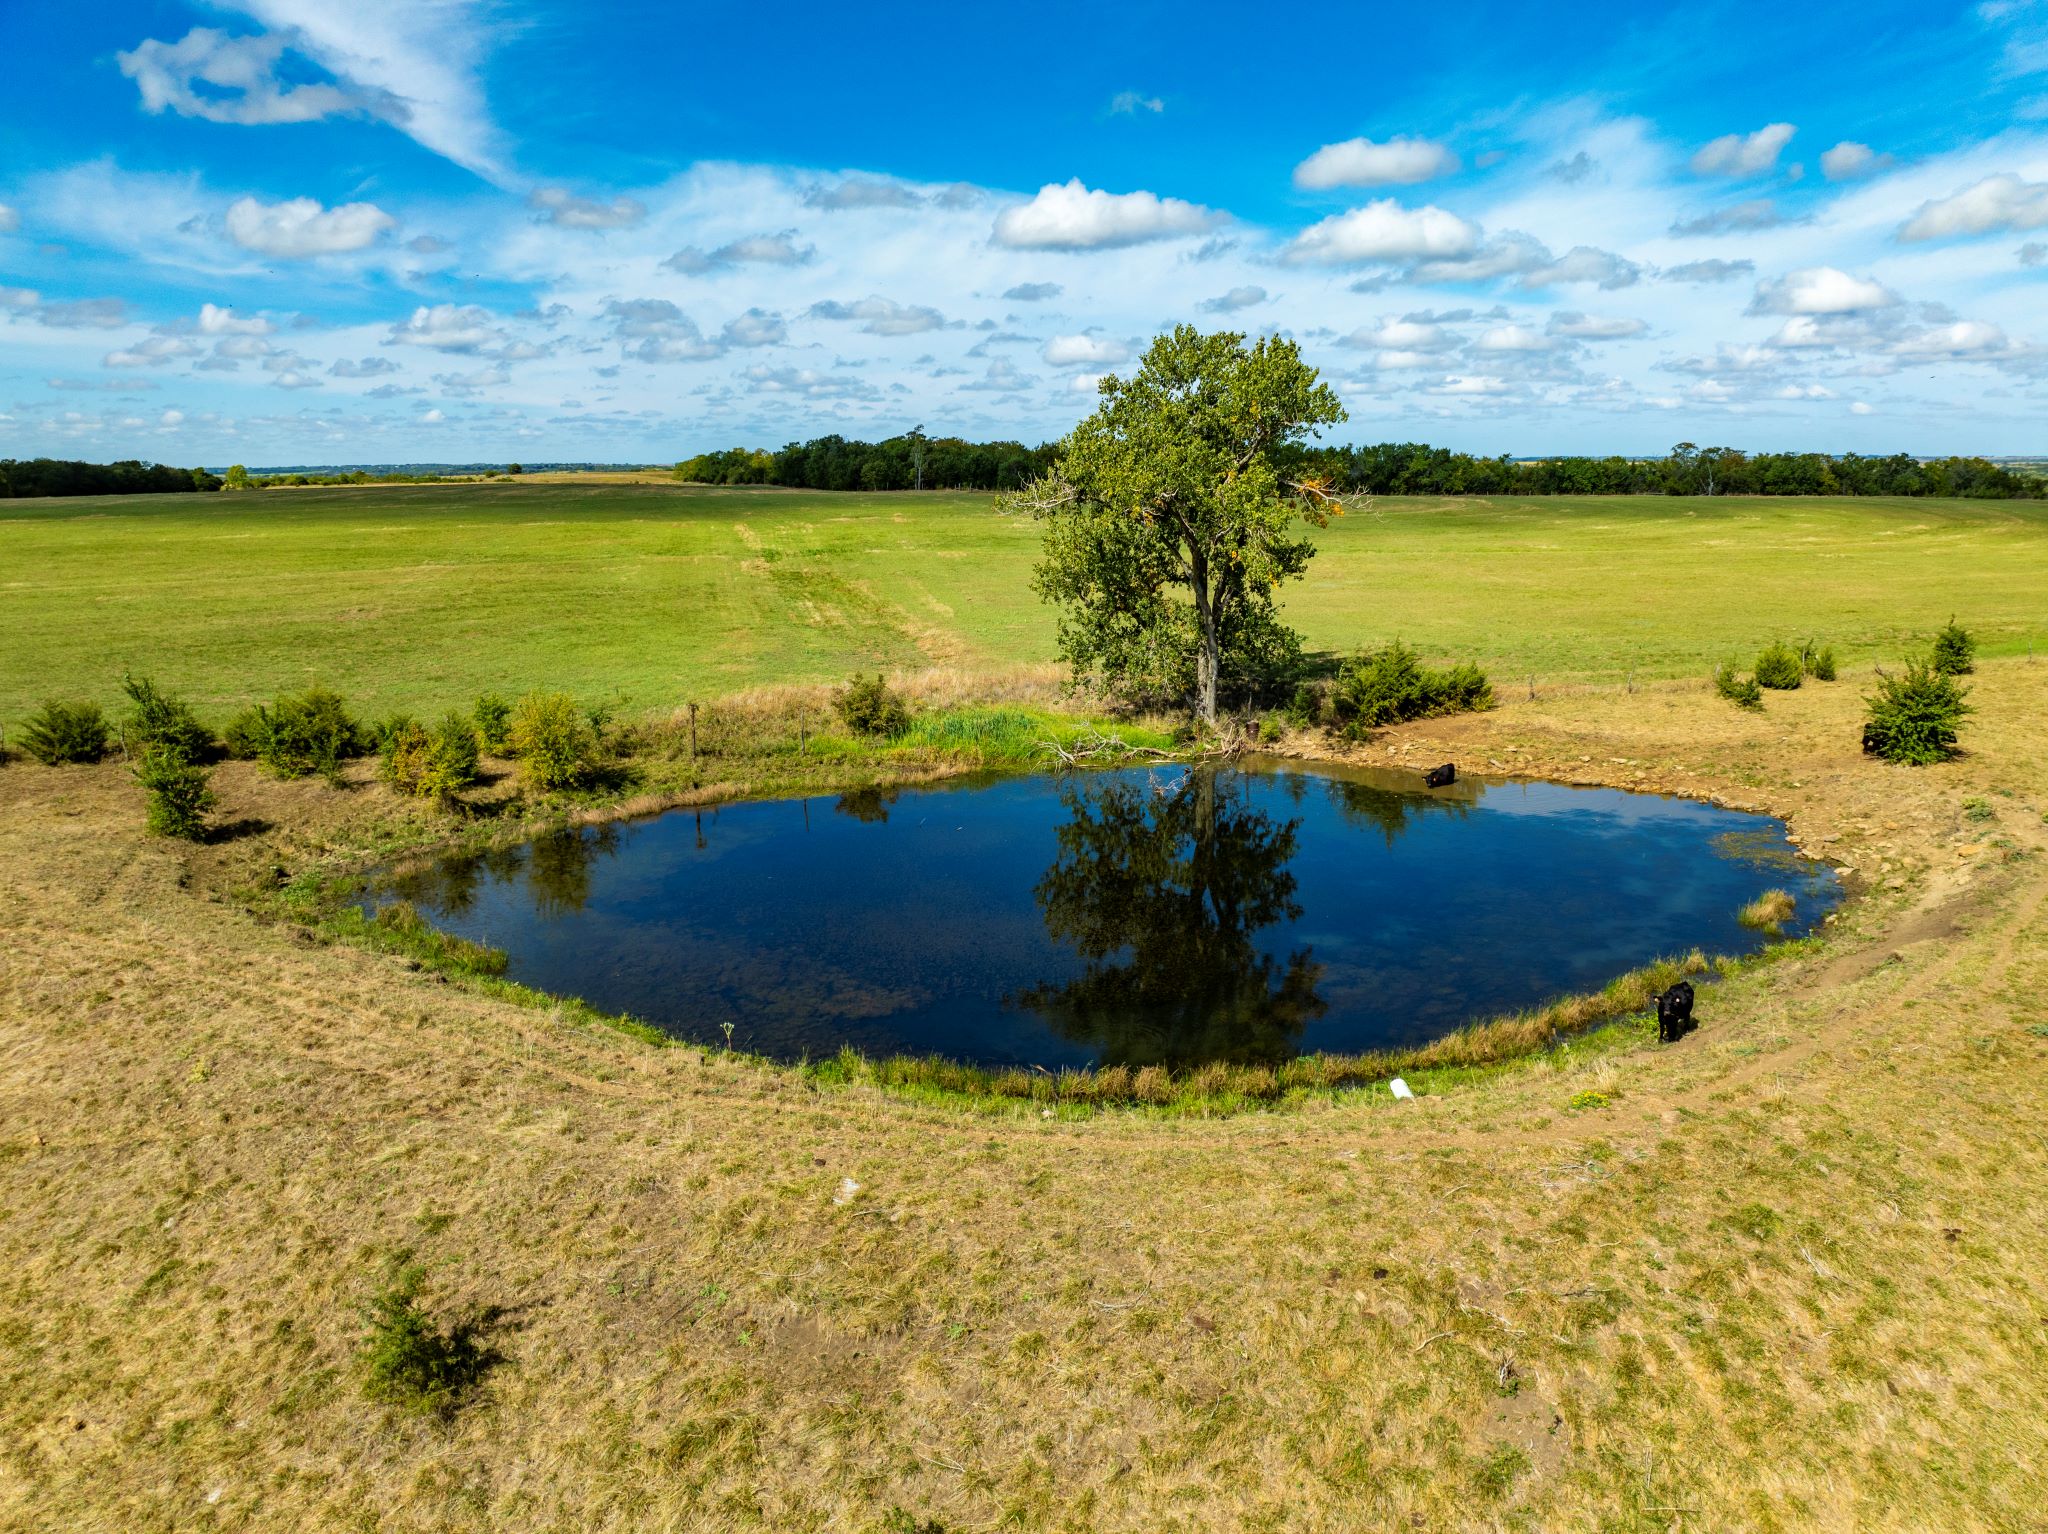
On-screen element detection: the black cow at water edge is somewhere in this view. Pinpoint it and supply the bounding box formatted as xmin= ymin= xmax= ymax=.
xmin=1657 ymin=981 xmax=1697 ymax=1043
xmin=1423 ymin=763 xmax=1456 ymax=788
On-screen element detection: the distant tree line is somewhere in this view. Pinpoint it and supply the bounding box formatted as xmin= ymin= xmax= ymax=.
xmin=1 ymin=459 xmax=222 ymax=498
xmin=1287 ymin=441 xmax=2046 ymax=499
xmin=676 ymin=430 xmax=1059 ymax=492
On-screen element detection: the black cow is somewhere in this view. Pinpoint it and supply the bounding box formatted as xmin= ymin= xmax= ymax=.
xmin=1424 ymin=763 xmax=1456 ymax=788
xmin=1657 ymin=981 xmax=1697 ymax=1043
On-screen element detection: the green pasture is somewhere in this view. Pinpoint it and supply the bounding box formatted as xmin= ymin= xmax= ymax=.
xmin=4 ymin=480 xmax=2044 ymax=722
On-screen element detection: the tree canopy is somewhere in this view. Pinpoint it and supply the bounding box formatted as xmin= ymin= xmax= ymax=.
xmin=1008 ymin=325 xmax=1347 ymax=723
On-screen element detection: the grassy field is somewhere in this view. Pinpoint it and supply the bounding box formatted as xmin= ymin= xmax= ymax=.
xmin=5 ymin=481 xmax=2047 ymax=724
xmin=4 ymin=483 xmax=2048 ymax=1530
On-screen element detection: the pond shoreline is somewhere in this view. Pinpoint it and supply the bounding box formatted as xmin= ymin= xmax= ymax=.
xmin=276 ymin=708 xmax=1852 ymax=1116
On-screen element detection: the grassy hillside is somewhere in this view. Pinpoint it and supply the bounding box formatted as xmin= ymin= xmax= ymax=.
xmin=5 ymin=481 xmax=2046 ymax=723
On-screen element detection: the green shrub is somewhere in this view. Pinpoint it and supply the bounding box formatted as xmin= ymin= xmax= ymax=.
xmin=1753 ymin=642 xmax=1803 ymax=690
xmin=507 ymin=692 xmax=598 ymax=789
xmin=120 ymin=675 xmax=213 ymax=759
xmin=240 ymin=686 xmax=365 ymax=779
xmin=1284 ymin=680 xmax=1325 ymax=729
xmin=473 ymin=693 xmax=512 ymax=752
xmin=1329 ymin=642 xmax=1494 ymax=732
xmin=1863 ymin=657 xmax=1971 ymax=765
xmin=18 ymin=701 xmax=110 ymax=765
xmin=384 ymin=713 xmax=480 ymax=799
xmin=1714 ymin=663 xmax=1764 ymax=710
xmin=360 ymin=1264 xmax=497 ymax=1417
xmin=221 ymin=707 xmax=266 ymax=760
xmin=1799 ymin=640 xmax=1837 ymax=682
xmin=835 ymin=673 xmax=910 ymax=737
xmin=1931 ymin=618 xmax=1975 ymax=676
xmin=134 ymin=742 xmax=214 ymax=839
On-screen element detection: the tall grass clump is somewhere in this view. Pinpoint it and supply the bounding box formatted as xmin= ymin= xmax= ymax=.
xmin=1864 ymin=657 xmax=1971 ymax=765
xmin=1328 ymin=642 xmax=1493 ymax=733
xmin=1738 ymin=887 xmax=1796 ymax=932
xmin=1753 ymin=642 xmax=1803 ymax=690
xmin=1931 ymin=617 xmax=1975 ymax=676
xmin=120 ymin=674 xmax=213 ymax=759
xmin=381 ymin=713 xmax=481 ymax=800
xmin=472 ymin=693 xmax=512 ymax=753
xmin=835 ymin=673 xmax=910 ymax=737
xmin=359 ymin=1263 xmax=499 ymax=1418
xmin=230 ymin=686 xmax=366 ymax=779
xmin=18 ymin=701 xmax=110 ymax=765
xmin=507 ymin=692 xmax=598 ymax=789
xmin=1714 ymin=662 xmax=1763 ymax=710
xmin=134 ymin=741 xmax=214 ymax=839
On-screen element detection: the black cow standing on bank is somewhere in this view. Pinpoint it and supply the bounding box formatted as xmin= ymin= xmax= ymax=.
xmin=1657 ymin=981 xmax=1697 ymax=1043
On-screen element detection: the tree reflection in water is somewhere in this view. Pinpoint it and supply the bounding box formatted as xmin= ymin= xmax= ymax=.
xmin=1015 ymin=768 xmax=1326 ymax=1068
xmin=383 ymin=825 xmax=621 ymax=919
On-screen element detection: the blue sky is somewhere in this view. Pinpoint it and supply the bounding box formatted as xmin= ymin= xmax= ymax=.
xmin=3 ymin=1 xmax=2047 ymax=464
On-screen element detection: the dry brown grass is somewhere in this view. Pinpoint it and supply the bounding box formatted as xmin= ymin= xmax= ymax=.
xmin=3 ymin=663 xmax=2047 ymax=1531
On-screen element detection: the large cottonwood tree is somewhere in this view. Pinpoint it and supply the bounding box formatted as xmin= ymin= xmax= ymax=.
xmin=1008 ymin=326 xmax=1346 ymax=723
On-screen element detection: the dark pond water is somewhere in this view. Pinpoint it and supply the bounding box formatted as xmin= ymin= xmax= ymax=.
xmin=366 ymin=759 xmax=1838 ymax=1070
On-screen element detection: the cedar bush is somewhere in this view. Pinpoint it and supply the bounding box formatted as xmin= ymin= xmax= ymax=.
xmin=1931 ymin=618 xmax=1975 ymax=676
xmin=1714 ymin=662 xmax=1764 ymax=710
xmin=134 ymin=742 xmax=214 ymax=839
xmin=360 ymin=1264 xmax=497 ymax=1418
xmin=19 ymin=701 xmax=109 ymax=765
xmin=241 ymin=686 xmax=366 ymax=779
xmin=1799 ymin=640 xmax=1837 ymax=682
xmin=383 ymin=713 xmax=481 ymax=799
xmin=120 ymin=675 xmax=213 ymax=759
xmin=1329 ymin=642 xmax=1493 ymax=732
xmin=835 ymin=673 xmax=910 ymax=737
xmin=507 ymin=692 xmax=598 ymax=789
xmin=1863 ymin=657 xmax=1971 ymax=764
xmin=1753 ymin=642 xmax=1803 ymax=690
xmin=473 ymin=693 xmax=512 ymax=752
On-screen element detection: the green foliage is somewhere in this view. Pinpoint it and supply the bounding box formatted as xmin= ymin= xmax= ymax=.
xmin=1328 ymin=642 xmax=1493 ymax=732
xmin=472 ymin=693 xmax=512 ymax=752
xmin=1864 ymin=657 xmax=1972 ymax=764
xmin=18 ymin=700 xmax=109 ymax=764
xmin=1798 ymin=640 xmax=1837 ymax=681
xmin=507 ymin=691 xmax=599 ymax=789
xmin=1285 ymin=680 xmax=1326 ymax=729
xmin=1931 ymin=617 xmax=1976 ymax=675
xmin=120 ymin=674 xmax=213 ymax=758
xmin=382 ymin=713 xmax=481 ymax=799
xmin=134 ymin=742 xmax=214 ymax=839
xmin=223 ymin=464 xmax=251 ymax=492
xmin=359 ymin=1264 xmax=498 ymax=1417
xmin=1009 ymin=325 xmax=1347 ymax=721
xmin=362 ymin=901 xmax=509 ymax=977
xmin=221 ymin=707 xmax=266 ymax=760
xmin=1753 ymin=642 xmax=1804 ymax=690
xmin=1714 ymin=662 xmax=1764 ymax=710
xmin=243 ymin=686 xmax=365 ymax=779
xmin=834 ymin=673 xmax=910 ymax=737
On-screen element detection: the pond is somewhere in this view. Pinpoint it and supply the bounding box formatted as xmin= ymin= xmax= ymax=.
xmin=366 ymin=758 xmax=1839 ymax=1071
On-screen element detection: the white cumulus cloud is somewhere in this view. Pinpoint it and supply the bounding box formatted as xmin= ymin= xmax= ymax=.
xmin=198 ymin=302 xmax=273 ymax=335
xmin=387 ymin=302 xmax=505 ymax=352
xmin=225 ymin=195 xmax=394 ymax=257
xmin=528 ymin=187 xmax=646 ymax=230
xmin=117 ymin=28 xmax=363 ymax=126
xmin=1749 ymin=266 xmax=1897 ymax=314
xmin=1819 ymin=141 xmax=1894 ymax=181
xmin=1898 ymin=173 xmax=2048 ymax=240
xmin=992 ymin=179 xmax=1221 ymax=250
xmin=1284 ymin=200 xmax=1479 ymax=265
xmin=1042 ymin=333 xmax=1132 ymax=366
xmin=1690 ymin=123 xmax=1796 ymax=177
xmin=1293 ymin=136 xmax=1460 ymax=190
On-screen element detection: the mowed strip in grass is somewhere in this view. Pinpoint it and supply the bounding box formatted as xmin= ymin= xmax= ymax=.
xmin=5 ymin=480 xmax=2046 ymax=722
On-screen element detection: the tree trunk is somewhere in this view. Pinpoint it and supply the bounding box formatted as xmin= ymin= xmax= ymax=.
xmin=1189 ymin=548 xmax=1220 ymax=724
